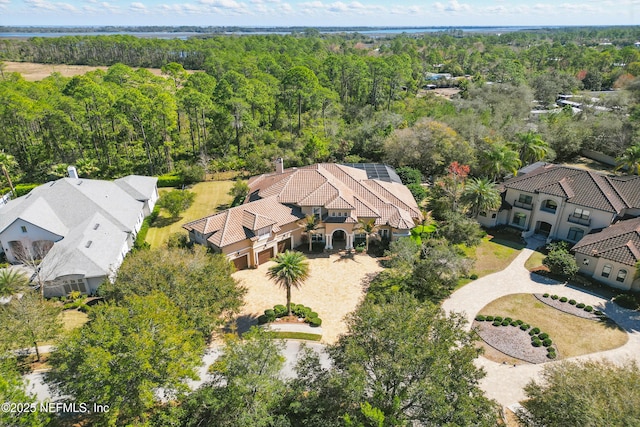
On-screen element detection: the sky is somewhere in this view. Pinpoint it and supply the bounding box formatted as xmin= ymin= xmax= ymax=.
xmin=0 ymin=0 xmax=639 ymax=28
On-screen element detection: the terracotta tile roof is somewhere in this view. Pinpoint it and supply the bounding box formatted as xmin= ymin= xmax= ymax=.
xmin=609 ymin=176 xmax=640 ymax=209
xmin=504 ymin=165 xmax=628 ymax=213
xmin=183 ymin=196 xmax=303 ymax=248
xmin=573 ymin=217 xmax=640 ymax=266
xmin=249 ymin=163 xmax=421 ymax=229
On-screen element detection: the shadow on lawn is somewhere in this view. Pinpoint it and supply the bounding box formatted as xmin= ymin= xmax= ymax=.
xmin=234 ymin=313 xmax=260 ymax=336
xmin=150 ymin=216 xmax=182 ymax=228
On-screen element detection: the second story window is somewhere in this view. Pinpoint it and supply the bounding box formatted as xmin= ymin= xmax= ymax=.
xmin=312 ymin=207 xmax=321 ymax=219
xmin=21 ymin=226 xmax=27 ymax=233
xmin=518 ymin=194 xmax=533 ymax=205
xmin=573 ymin=208 xmax=590 ymax=220
xmin=541 ymin=200 xmax=557 ymax=213
xmin=257 ymin=227 xmax=270 ymax=240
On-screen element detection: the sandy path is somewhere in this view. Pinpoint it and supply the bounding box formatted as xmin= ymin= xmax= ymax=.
xmin=233 ymin=252 xmax=382 ymax=344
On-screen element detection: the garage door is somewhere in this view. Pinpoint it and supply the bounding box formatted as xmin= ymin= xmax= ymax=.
xmin=257 ymin=247 xmax=274 ymax=265
xmin=233 ymin=255 xmax=249 ymax=271
xmin=278 ymin=238 xmax=291 ymax=253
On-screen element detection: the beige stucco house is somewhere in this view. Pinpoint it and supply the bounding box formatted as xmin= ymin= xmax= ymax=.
xmin=184 ymin=162 xmax=422 ymax=270
xmin=476 ymin=163 xmax=640 ymax=290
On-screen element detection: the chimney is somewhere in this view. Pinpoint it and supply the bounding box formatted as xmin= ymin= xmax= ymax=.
xmin=275 ymin=157 xmax=284 ymax=174
xmin=67 ymin=165 xmax=79 ymax=179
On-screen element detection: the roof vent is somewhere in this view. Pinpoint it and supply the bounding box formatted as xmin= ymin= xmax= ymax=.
xmin=85 ymin=240 xmax=92 ymax=248
xmin=93 ymin=223 xmax=100 ymax=230
xmin=77 ymin=180 xmax=83 ymax=186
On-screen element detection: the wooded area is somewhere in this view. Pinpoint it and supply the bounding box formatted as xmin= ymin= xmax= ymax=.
xmin=0 ymin=27 xmax=639 ymax=188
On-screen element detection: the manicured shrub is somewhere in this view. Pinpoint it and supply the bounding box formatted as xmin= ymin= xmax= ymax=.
xmin=264 ymin=309 xmax=276 ymax=322
xmin=542 ymin=293 xmax=549 ymax=298
xmin=543 ymin=338 xmax=553 ymax=347
xmin=469 ymin=274 xmax=478 ymax=280
xmin=494 ymin=316 xmax=503 ymax=322
xmin=492 ymin=321 xmax=501 ymax=327
xmin=532 ymin=339 xmax=542 ymax=347
xmin=475 ymin=315 xmax=486 ymax=321
xmin=485 ymin=315 xmax=494 ymax=321
xmin=529 ymin=329 xmax=537 ymax=336
xmin=308 ymin=317 xmax=322 ymax=327
xmin=595 ymin=310 xmax=604 ymax=316
xmin=538 ymin=332 xmax=549 ymax=340
xmin=569 ymin=299 xmax=577 ymax=305
xmin=257 ymin=314 xmax=268 ymax=325
xmin=501 ymin=320 xmax=510 ymax=326
xmin=551 ymin=295 xmax=559 ymax=300
xmin=531 ymin=327 xmax=541 ymax=334
xmin=547 ymin=351 xmax=557 ymax=359
xmin=576 ymin=303 xmax=585 ymax=309
xmin=510 ymin=321 xmax=518 ymax=326
xmin=274 ymin=305 xmax=287 ymax=317
xmin=14 ymin=183 xmax=39 ymax=197
xmin=516 ymin=319 xmax=523 ymax=325
xmin=520 ymin=324 xmax=530 ymax=331
xmin=560 ymin=297 xmax=568 ymax=302
xmin=584 ymin=306 xmax=593 ymax=312
xmin=309 ymin=311 xmax=319 ymax=318
xmin=504 ymin=317 xmax=513 ymax=323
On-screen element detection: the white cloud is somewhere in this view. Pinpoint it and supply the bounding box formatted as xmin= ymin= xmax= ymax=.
xmin=24 ymin=0 xmax=78 ymax=12
xmin=129 ymin=1 xmax=148 ymax=12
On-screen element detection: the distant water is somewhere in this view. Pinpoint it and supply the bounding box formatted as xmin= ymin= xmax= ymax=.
xmin=0 ymin=26 xmax=551 ymax=39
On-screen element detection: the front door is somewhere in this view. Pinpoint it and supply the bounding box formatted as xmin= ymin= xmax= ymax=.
xmin=535 ymin=221 xmax=552 ymax=237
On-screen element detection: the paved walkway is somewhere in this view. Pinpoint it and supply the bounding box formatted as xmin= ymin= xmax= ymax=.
xmin=441 ymin=239 xmax=640 ymax=408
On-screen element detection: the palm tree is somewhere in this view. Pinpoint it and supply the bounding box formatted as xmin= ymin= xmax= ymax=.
xmin=299 ymin=215 xmax=319 ymax=252
xmin=512 ymin=131 xmax=551 ymax=165
xmin=354 ymin=219 xmax=378 ymax=252
xmin=616 ymin=143 xmax=640 ymax=175
xmin=267 ymin=250 xmax=310 ymax=317
xmin=480 ymin=143 xmax=522 ymax=181
xmin=0 ymin=269 xmax=29 ymax=297
xmin=463 ymin=177 xmax=502 ymax=217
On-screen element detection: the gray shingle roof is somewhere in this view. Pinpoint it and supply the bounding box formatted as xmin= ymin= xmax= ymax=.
xmin=573 ymin=217 xmax=640 ymax=266
xmin=114 ymin=175 xmax=158 ymax=202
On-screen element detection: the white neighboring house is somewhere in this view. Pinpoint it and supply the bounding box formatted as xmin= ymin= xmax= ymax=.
xmin=0 ymin=168 xmax=158 ymax=297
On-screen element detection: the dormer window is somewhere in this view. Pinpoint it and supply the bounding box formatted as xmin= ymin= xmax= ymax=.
xmin=257 ymin=227 xmax=271 ymax=240
xmin=312 ymin=207 xmax=321 ymax=219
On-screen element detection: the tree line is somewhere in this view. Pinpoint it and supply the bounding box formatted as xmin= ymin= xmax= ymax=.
xmin=0 ymin=29 xmax=639 ymax=191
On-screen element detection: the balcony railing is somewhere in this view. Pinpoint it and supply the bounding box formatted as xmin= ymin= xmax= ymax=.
xmin=514 ymin=200 xmax=533 ymax=210
xmin=540 ymin=206 xmax=557 ymax=214
xmin=567 ymin=215 xmax=591 ymax=226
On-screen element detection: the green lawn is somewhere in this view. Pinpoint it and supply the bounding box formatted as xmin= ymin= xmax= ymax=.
xmin=146 ymin=180 xmax=236 ymax=248
xmin=478 ymin=293 xmax=628 ymax=359
xmin=464 ymin=232 xmax=526 ymax=279
xmin=525 ymin=250 xmax=546 ymax=271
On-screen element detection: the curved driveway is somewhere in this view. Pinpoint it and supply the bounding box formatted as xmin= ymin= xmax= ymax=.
xmin=441 ymin=239 xmax=640 ymax=408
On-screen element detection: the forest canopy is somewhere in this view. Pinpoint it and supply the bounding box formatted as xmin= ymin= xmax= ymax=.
xmin=0 ymin=27 xmax=639 ymax=187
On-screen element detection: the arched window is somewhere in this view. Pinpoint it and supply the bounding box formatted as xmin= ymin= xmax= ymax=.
xmin=601 ymin=264 xmax=612 ymax=278
xmin=541 ymin=199 xmax=557 ymax=213
xmin=616 ymin=269 xmax=628 ymax=283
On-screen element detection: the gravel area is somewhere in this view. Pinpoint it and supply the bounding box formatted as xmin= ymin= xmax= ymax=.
xmin=534 ymin=293 xmax=602 ymax=320
xmin=473 ymin=321 xmax=557 ymax=364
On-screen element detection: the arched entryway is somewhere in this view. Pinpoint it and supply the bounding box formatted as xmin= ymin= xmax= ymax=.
xmin=325 ymin=228 xmax=353 ymax=250
xmin=535 ymin=221 xmax=552 ymax=237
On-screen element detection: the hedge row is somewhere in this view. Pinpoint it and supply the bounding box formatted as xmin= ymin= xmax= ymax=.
xmin=541 ymin=293 xmax=599 ymax=315
xmin=133 ymin=205 xmax=160 ymax=250
xmin=476 ymin=314 xmax=556 ymax=353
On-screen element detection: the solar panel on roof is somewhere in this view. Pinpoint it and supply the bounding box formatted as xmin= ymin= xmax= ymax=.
xmin=342 ymin=163 xmax=402 ymax=184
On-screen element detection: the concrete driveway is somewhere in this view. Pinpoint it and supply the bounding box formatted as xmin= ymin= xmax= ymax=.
xmin=233 ymin=252 xmax=382 ymax=344
xmin=441 ymin=239 xmax=640 ymax=408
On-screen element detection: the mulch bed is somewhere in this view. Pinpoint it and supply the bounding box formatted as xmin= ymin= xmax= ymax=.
xmin=533 ymin=294 xmax=602 ymax=320
xmin=473 ymin=321 xmax=557 ymax=364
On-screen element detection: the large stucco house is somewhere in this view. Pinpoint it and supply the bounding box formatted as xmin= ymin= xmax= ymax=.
xmin=184 ymin=162 xmax=422 ymax=270
xmin=0 ymin=167 xmax=158 ymax=297
xmin=476 ymin=163 xmax=640 ymax=291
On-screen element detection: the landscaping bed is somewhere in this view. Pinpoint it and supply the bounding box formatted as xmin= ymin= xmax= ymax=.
xmin=473 ymin=318 xmax=557 ymax=364
xmin=534 ymin=293 xmax=602 ymax=320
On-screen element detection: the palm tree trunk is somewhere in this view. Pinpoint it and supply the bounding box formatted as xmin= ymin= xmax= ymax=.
xmin=308 ymin=234 xmax=312 ymax=252
xmin=286 ymin=285 xmax=292 ymax=316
